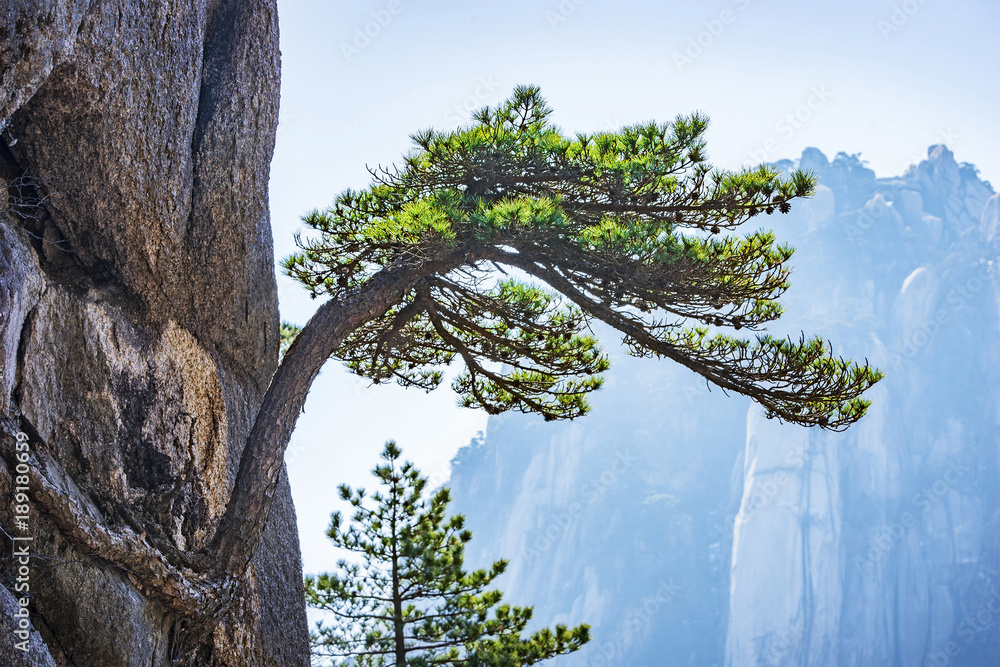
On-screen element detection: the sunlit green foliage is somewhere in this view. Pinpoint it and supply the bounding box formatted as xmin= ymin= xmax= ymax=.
xmin=284 ymin=86 xmax=882 ymax=428
xmin=280 ymin=321 xmax=301 ymax=358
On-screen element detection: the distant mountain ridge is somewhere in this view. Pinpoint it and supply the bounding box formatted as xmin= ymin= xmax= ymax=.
xmin=448 ymin=146 xmax=1000 ymax=666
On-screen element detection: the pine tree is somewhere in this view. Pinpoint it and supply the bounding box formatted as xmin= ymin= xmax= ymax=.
xmin=305 ymin=441 xmax=589 ymax=666
xmin=209 ymin=85 xmax=884 ymax=599
xmin=15 ymin=88 xmax=885 ymax=643
xmin=281 ymin=85 xmax=881 ymax=428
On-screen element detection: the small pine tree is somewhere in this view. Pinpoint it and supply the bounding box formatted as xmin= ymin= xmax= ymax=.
xmin=305 ymin=442 xmax=590 ymax=666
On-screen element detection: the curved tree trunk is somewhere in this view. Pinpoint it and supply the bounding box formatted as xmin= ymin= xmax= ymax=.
xmin=0 ymin=0 xmax=309 ymax=664
xmin=212 ymin=253 xmax=468 ymax=579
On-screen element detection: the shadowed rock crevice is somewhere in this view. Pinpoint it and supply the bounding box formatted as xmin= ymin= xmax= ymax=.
xmin=0 ymin=0 xmax=308 ymax=664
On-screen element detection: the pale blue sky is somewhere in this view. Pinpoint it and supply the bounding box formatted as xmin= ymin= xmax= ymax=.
xmin=269 ymin=0 xmax=999 ymax=575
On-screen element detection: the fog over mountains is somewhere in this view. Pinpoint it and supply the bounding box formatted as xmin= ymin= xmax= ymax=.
xmin=447 ymin=146 xmax=1000 ymax=666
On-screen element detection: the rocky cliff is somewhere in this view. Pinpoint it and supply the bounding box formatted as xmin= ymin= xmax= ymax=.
xmin=0 ymin=2 xmax=309 ymax=664
xmin=725 ymin=147 xmax=999 ymax=666
xmin=449 ymin=349 xmax=746 ymax=666
xmin=448 ymin=146 xmax=1000 ymax=666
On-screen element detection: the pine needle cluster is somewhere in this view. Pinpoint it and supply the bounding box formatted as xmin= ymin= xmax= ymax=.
xmin=283 ymin=85 xmax=882 ymax=428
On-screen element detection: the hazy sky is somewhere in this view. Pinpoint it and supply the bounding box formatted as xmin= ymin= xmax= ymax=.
xmin=269 ymin=0 xmax=999 ymax=574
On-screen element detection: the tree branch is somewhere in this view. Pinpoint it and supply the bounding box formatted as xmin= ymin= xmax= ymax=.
xmin=209 ymin=251 xmax=470 ymax=578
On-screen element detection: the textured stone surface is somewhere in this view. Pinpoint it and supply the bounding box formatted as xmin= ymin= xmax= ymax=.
xmin=0 ymin=222 xmax=42 ymax=416
xmin=0 ymin=0 xmax=89 ymax=133
xmin=0 ymin=0 xmax=308 ymax=664
xmin=982 ymin=193 xmax=1000 ymax=244
xmin=450 ymin=338 xmax=748 ymax=666
xmin=0 ymin=585 xmax=56 ymax=667
xmin=724 ymin=148 xmax=999 ymax=667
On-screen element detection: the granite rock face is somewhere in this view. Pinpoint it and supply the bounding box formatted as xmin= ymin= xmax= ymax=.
xmin=450 ymin=336 xmax=748 ymax=666
xmin=449 ymin=146 xmax=1000 ymax=666
xmin=725 ymin=147 xmax=999 ymax=667
xmin=0 ymin=1 xmax=308 ymax=664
